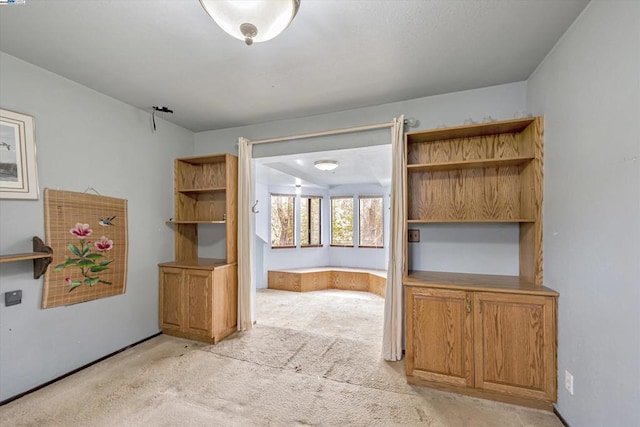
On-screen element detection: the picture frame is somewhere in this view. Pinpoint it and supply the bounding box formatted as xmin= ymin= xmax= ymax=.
xmin=0 ymin=108 xmax=39 ymax=200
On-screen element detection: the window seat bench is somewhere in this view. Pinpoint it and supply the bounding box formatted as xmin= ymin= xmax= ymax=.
xmin=267 ymin=267 xmax=387 ymax=297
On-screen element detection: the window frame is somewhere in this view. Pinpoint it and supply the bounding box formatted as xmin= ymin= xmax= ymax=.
xmin=300 ymin=195 xmax=323 ymax=248
xmin=358 ymin=195 xmax=384 ymax=249
xmin=330 ymin=195 xmax=355 ymax=247
xmin=270 ymin=193 xmax=296 ymax=249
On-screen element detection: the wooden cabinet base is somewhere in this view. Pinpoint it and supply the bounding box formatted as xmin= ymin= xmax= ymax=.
xmin=406 ymin=376 xmax=554 ymax=411
xmin=404 ymin=273 xmax=558 ymax=411
xmin=159 ymin=262 xmax=238 ymax=345
xmin=160 ymin=325 xmax=236 ymax=344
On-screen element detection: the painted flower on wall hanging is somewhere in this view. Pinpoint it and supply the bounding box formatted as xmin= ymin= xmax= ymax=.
xmin=54 ymin=222 xmax=114 ymax=292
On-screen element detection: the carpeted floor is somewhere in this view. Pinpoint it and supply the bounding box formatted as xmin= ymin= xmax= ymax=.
xmin=0 ymin=289 xmax=563 ymax=426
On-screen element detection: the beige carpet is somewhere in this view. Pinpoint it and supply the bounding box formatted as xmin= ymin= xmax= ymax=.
xmin=0 ymin=289 xmax=562 ymax=426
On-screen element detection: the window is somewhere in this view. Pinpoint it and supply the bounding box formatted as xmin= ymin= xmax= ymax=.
xmin=330 ymin=196 xmax=354 ymax=246
xmin=300 ymin=196 xmax=322 ymax=246
xmin=271 ymin=194 xmax=295 ymax=248
xmin=359 ymin=196 xmax=384 ymax=248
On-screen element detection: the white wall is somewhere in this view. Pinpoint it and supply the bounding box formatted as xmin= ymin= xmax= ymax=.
xmin=195 ymin=82 xmax=527 ymax=158
xmin=408 ymin=223 xmax=520 ymax=275
xmin=0 ymin=53 xmax=194 ymax=401
xmin=526 ymin=2 xmax=640 ymax=425
xmin=195 ymin=82 xmax=528 ymax=275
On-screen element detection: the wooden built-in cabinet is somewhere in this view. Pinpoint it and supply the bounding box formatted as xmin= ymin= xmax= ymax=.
xmin=405 ymin=272 xmax=558 ymax=409
xmin=403 ymin=118 xmax=558 ymax=410
xmin=159 ymin=154 xmax=238 ymax=344
xmin=159 ymin=261 xmax=237 ymax=343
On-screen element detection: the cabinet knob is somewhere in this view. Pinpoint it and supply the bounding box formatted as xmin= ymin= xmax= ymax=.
xmin=466 ymin=295 xmax=471 ymax=313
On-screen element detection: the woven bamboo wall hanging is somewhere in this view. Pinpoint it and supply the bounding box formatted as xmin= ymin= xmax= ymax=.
xmin=42 ymin=189 xmax=128 ymax=308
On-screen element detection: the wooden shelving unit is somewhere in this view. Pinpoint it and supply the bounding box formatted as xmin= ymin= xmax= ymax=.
xmin=159 ymin=154 xmax=238 ymax=344
xmin=406 ymin=116 xmax=544 ymax=282
xmin=403 ymin=117 xmax=557 ymax=410
xmin=172 ymin=154 xmax=238 ymax=263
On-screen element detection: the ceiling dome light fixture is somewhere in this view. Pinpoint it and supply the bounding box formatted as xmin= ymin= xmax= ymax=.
xmin=200 ymin=0 xmax=301 ymax=46
xmin=314 ymin=160 xmax=339 ymax=171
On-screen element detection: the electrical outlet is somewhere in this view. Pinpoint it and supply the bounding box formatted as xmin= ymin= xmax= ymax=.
xmin=408 ymin=229 xmax=420 ymax=242
xmin=565 ymin=370 xmax=574 ymax=395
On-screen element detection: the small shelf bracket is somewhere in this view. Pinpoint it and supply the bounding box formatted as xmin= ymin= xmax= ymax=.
xmin=32 ymin=236 xmax=53 ymax=279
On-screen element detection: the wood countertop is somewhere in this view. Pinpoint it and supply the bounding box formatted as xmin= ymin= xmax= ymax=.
xmin=404 ymin=270 xmax=558 ymax=296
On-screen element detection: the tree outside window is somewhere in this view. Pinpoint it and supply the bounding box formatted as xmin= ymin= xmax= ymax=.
xmin=301 ymin=196 xmax=322 ymax=246
xmin=271 ymin=194 xmax=295 ymax=248
xmin=331 ymin=196 xmax=354 ymax=246
xmin=359 ymin=196 xmax=384 ymax=248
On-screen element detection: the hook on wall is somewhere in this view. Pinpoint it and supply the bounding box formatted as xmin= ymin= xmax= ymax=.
xmin=83 ymin=186 xmax=101 ymax=195
xmin=251 ymin=200 xmax=259 ymax=214
xmin=403 ymin=117 xmax=419 ymax=128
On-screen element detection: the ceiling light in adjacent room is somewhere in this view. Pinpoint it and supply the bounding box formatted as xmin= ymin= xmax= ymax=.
xmin=314 ymin=160 xmax=338 ymax=171
xmin=200 ymin=0 xmax=301 ymax=46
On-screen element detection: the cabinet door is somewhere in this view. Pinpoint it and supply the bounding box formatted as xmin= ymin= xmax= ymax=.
xmin=405 ymin=287 xmax=473 ymax=387
xmin=159 ymin=267 xmax=184 ymax=331
xmin=184 ymin=269 xmax=213 ymax=337
xmin=474 ymin=292 xmax=556 ymax=401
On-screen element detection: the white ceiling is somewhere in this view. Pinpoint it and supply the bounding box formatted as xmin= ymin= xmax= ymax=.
xmin=255 ymin=144 xmax=391 ymax=189
xmin=0 ymin=0 xmax=589 ymax=133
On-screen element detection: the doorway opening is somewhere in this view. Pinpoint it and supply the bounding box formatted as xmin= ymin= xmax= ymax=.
xmin=252 ymin=144 xmax=391 ymax=341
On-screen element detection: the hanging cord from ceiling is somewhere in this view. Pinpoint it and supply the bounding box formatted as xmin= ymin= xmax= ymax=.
xmin=152 ymin=106 xmax=173 ymax=131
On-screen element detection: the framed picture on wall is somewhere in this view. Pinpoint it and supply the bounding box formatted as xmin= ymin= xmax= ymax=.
xmin=0 ymin=108 xmax=39 ymax=200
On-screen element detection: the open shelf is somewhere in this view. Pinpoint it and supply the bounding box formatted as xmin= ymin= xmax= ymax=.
xmin=177 ymin=186 xmax=226 ymax=194
xmin=405 ymin=117 xmax=535 ymax=144
xmin=176 ymin=155 xmax=229 ymax=165
xmin=176 ymin=156 xmax=227 ymax=190
xmin=408 ymin=218 xmax=535 ymax=224
xmin=0 ymin=252 xmax=51 ymax=263
xmin=158 ymin=257 xmax=230 ymax=270
xmin=0 ymin=237 xmax=54 ymax=279
xmin=167 ymin=220 xmax=226 ymax=224
xmin=176 ymin=186 xmax=227 ymax=223
xmin=407 ymin=156 xmax=534 ymax=172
